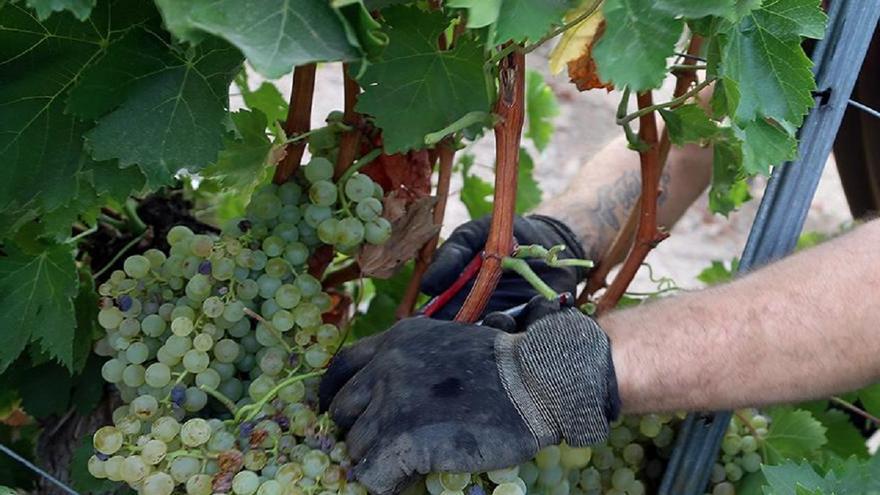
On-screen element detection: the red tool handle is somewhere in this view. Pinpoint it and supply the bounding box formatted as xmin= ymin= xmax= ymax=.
xmin=418 ymin=253 xmax=483 ymax=317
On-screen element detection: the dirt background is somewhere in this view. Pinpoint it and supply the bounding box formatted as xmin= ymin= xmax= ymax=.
xmin=235 ymin=48 xmax=853 ymax=291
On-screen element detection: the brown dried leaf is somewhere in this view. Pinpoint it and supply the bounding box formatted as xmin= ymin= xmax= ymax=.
xmin=358 ymin=196 xmax=441 ymax=278
xmin=567 ymin=20 xmax=614 ymax=91
xmin=361 ymin=148 xmax=433 ymax=203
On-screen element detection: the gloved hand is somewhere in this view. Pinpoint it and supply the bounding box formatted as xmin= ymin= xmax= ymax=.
xmin=421 ymin=215 xmax=587 ymax=319
xmin=319 ymin=297 xmax=619 ymax=495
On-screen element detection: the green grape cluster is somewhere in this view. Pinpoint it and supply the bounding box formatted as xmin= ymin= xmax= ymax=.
xmin=301 ymin=157 xmax=391 ymax=250
xmin=88 ymin=164 xmax=390 ymax=495
xmin=704 ymin=409 xmax=770 ymax=495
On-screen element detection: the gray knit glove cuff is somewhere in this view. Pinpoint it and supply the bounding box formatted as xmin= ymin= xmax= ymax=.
xmin=495 ymin=307 xmax=620 ymax=447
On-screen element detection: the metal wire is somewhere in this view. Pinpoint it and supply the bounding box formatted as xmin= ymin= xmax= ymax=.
xmin=0 ymin=442 xmax=81 ymax=495
xmin=849 ymin=98 xmax=880 ymax=119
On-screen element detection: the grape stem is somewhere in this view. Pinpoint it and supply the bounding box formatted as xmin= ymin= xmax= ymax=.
xmin=734 ymin=411 xmax=762 ymax=439
xmin=831 ymin=396 xmax=880 ymax=426
xmin=65 ymin=224 xmax=98 ymax=244
xmin=199 ymin=384 xmax=239 ymax=415
xmin=512 ymin=244 xmax=595 ymax=269
xmin=123 ymin=198 xmax=148 ymax=234
xmin=242 ymin=307 xmax=293 ymax=354
xmin=500 ymin=257 xmax=558 ymax=300
xmin=93 ymin=230 xmax=149 ymax=279
xmin=235 ymin=370 xmax=325 ymax=424
xmin=337 ymin=148 xmax=383 ymax=184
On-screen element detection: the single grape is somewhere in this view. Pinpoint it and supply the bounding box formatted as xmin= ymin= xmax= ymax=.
xmin=356 ymin=197 xmax=383 ymax=221
xmin=309 ymin=180 xmax=338 ymax=207
xmin=611 ymin=467 xmax=634 ymax=490
xmin=365 ymin=217 xmax=392 ymax=245
xmin=712 ymin=482 xmax=736 ymax=495
xmin=337 ymin=217 xmax=365 ymax=246
xmin=101 ymin=359 xmax=126 ymax=383
xmin=487 ymin=467 xmax=520 ymax=484
xmin=121 ymin=455 xmax=150 ymax=483
xmin=344 ymin=173 xmax=374 ymax=202
xmin=180 ymin=418 xmax=211 ymax=447
xmin=186 ymin=473 xmax=214 ymax=495
xmin=304 ymin=157 xmax=335 ymax=183
xmin=304 ymin=204 xmax=332 ymax=228
xmin=87 ymin=455 xmax=107 ymax=479
xmin=141 ymin=439 xmax=167 ymax=465
xmin=93 ymin=426 xmax=124 ymax=455
xmin=122 ymin=364 xmax=145 ymax=387
xmin=169 ymin=456 xmax=201 ymax=483
xmin=559 ymin=443 xmax=592 ymax=469
xmin=98 ymin=307 xmax=124 ymax=329
xmin=233 ymin=470 xmax=261 ymax=495
xmin=317 ymin=218 xmax=340 ymax=245
xmin=439 ymin=473 xmax=470 ymax=491
xmin=740 ymin=451 xmax=762 ymax=473
xmin=183 ymin=349 xmax=210 ymax=373
xmin=302 ymin=451 xmax=330 ymax=478
xmin=131 ymin=394 xmax=159 ymax=419
xmin=151 ymin=416 xmax=180 ymax=443
xmin=124 ymin=255 xmax=151 ymax=279
xmin=535 ymin=445 xmax=561 ymax=469
xmin=167 ymin=225 xmax=194 ymax=245
xmin=639 ymin=414 xmax=663 ymax=438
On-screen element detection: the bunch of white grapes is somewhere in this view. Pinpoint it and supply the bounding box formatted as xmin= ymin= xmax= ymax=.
xmin=88 ymin=155 xmax=390 ymax=495
xmin=704 ymin=409 xmax=770 ymax=495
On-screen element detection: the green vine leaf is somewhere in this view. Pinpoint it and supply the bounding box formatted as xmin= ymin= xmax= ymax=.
xmin=86 ymin=38 xmax=243 ymax=187
xmin=356 ymin=6 xmax=492 ymax=153
xmin=719 ymin=0 xmax=826 ymax=126
xmin=516 ymin=148 xmax=542 ymax=213
xmin=447 ymin=0 xmax=502 ymax=29
xmin=654 ymin=0 xmax=737 ymax=18
xmin=459 ymin=154 xmax=494 ymax=219
xmin=709 ymin=132 xmax=750 ymax=215
xmin=592 ymin=0 xmax=683 ymax=90
xmin=0 ymin=245 xmax=79 ymax=373
xmin=734 ymin=118 xmax=797 ymax=175
xmin=763 ymin=456 xmax=880 ymax=495
xmin=658 ymin=104 xmax=719 ymax=146
xmin=25 ymin=0 xmax=95 ymax=20
xmin=202 ymin=109 xmax=274 ymax=191
xmin=762 ymin=407 xmax=827 ymax=465
xmin=155 ymin=0 xmax=358 ymax=78
xmin=494 ymin=0 xmax=572 ymax=43
xmin=239 ymin=81 xmax=288 ymax=126
xmin=525 ymin=70 xmax=559 ymax=152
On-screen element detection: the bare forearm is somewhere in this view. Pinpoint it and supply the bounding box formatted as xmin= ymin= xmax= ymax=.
xmin=600 ymin=219 xmax=880 ymax=414
xmin=535 ymin=135 xmax=711 ymax=260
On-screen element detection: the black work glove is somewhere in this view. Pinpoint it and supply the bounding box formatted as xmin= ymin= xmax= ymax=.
xmin=319 ymin=297 xmax=619 ymax=495
xmin=420 ymin=215 xmax=587 ymax=320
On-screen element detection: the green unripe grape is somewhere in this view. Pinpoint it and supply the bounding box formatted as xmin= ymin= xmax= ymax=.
xmin=295 ymin=274 xmax=322 ymax=297
xmin=98 ymin=307 xmax=124 ymax=329
xmin=167 ymin=225 xmax=194 ymax=246
xmin=309 ymin=180 xmax=338 ymax=207
xmin=492 ymin=483 xmax=524 ymax=495
xmin=724 ymin=461 xmax=743 ymax=482
xmin=721 ymin=434 xmax=742 ymax=455
xmin=141 ymin=439 xmax=167 ymax=465
xmin=151 ymin=416 xmax=180 ymax=443
xmin=304 ymin=204 xmax=332 ymax=228
xmin=438 ymin=473 xmax=469 ymax=491
xmin=559 ymin=443 xmax=592 ymax=469
xmin=190 ymin=235 xmax=214 ymax=257
xmin=344 ymin=173 xmax=374 ymax=202
xmin=365 ymin=217 xmax=392 ymax=245
xmin=193 ymin=333 xmax=214 ymax=352
xmin=131 ymin=394 xmax=159 ymax=419
xmin=741 ymin=451 xmax=762 ymax=473
xmin=93 ymin=426 xmax=124 ymax=455
xmin=337 ymin=217 xmax=365 ymax=246
xmin=264 ymin=257 xmax=290 ymax=279
xmin=278 ymin=182 xmax=303 ymax=205
xmin=740 ymin=434 xmax=758 ymax=452
xmin=487 ymin=466 xmax=519 ymax=484
xmin=186 ymin=474 xmax=213 ymax=495
xmin=124 ymin=255 xmax=151 ymax=279
xmin=279 ymin=204 xmax=302 ymax=224
xmin=142 ymin=472 xmax=175 ymax=495
xmin=249 ymin=192 xmax=283 ymax=221
xmin=262 ymin=235 xmax=286 ymax=257
xmin=142 ymin=314 xmax=167 ymax=337
xmin=639 ymin=414 xmax=663 ymax=438
xmin=611 ymin=467 xmax=634 ymax=489
xmin=183 ymin=349 xmax=210 ymax=373
xmin=535 ymin=445 xmax=561 ymax=469
xmin=356 ymin=197 xmax=383 ymax=221
xmin=273 ymin=222 xmax=299 ymax=243
xmin=284 ymin=242 xmax=309 ymax=266
xmin=622 ymin=443 xmax=644 ymax=466
xmin=713 ymin=482 xmax=736 ymax=495
xmin=318 ymin=218 xmax=341 ymax=245
xmin=305 ymin=157 xmax=334 ymax=183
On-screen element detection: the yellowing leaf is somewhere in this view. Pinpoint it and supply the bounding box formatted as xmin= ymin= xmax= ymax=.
xmin=548 ymin=1 xmax=604 ymax=74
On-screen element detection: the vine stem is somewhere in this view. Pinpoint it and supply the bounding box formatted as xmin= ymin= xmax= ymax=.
xmin=501 ymin=258 xmax=558 ymax=300
xmin=199 ymin=384 xmax=238 ymax=415
xmin=595 ymin=91 xmax=668 ymax=315
xmin=522 ymin=0 xmax=602 ymax=55
xmin=455 ymin=50 xmax=525 ymax=323
xmin=831 ymin=396 xmax=880 ymax=426
xmin=242 ymin=308 xmax=293 ymax=354
xmin=273 ymin=64 xmax=317 ymax=184
xmin=93 ymin=230 xmax=149 ymax=279
xmin=581 ymin=36 xmax=703 ymax=304
xmin=617 ymin=78 xmax=714 ymax=125
xmin=334 ymin=64 xmax=363 ymax=180
xmin=397 ymin=142 xmax=456 ymax=318
xmin=236 ymin=370 xmax=325 ymax=424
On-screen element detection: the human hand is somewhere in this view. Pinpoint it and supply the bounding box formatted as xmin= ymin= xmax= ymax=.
xmin=319 ymin=297 xmax=619 ymax=494
xmin=420 ymin=215 xmax=588 ymax=320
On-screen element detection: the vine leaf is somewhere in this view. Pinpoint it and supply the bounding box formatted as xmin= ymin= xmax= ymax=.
xmin=0 ymin=245 xmax=78 ymax=373
xmin=357 ymin=197 xmax=440 ymax=278
xmin=86 ymin=38 xmax=243 ymax=187
xmin=719 ymin=0 xmax=826 ymax=126
xmin=548 ymin=3 xmax=604 ymax=72
xmin=812 ymin=408 xmax=868 ymax=460
xmin=763 ymin=456 xmax=880 ymax=495
xmin=25 ymin=0 xmax=95 ymax=20
xmin=762 ymin=407 xmax=827 ymax=465
xmin=459 ymin=154 xmax=494 ymax=219
xmin=447 ymin=0 xmax=502 ymax=28
xmin=654 ymin=0 xmax=737 ymax=18
xmin=239 ymin=80 xmax=288 ymax=126
xmin=202 ymin=109 xmax=274 ymax=191
xmin=592 ymin=0 xmax=682 ymax=90
xmin=659 ymin=104 xmax=719 ymax=146
xmin=494 ymin=0 xmax=573 ymax=43
xmin=525 ymin=70 xmax=559 ymax=152
xmin=517 ymin=149 xmax=542 ymax=213
xmin=709 ymin=132 xmax=750 ymax=216
xmin=155 ymin=0 xmax=358 ymax=78
xmin=734 ymin=118 xmax=797 ymax=175
xmin=356 ymin=6 xmax=492 ymax=153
